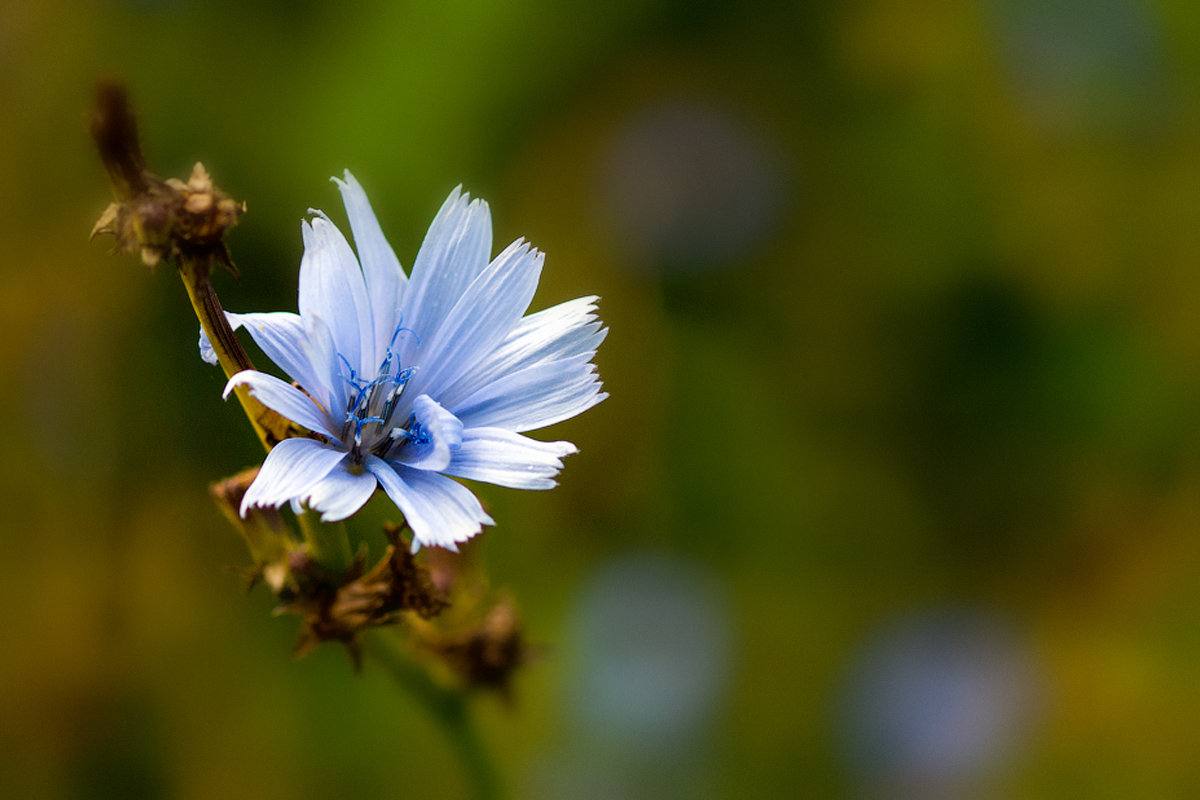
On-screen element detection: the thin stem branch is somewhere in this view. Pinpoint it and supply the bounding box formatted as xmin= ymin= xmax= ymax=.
xmin=177 ymin=254 xmax=288 ymax=450
xmin=364 ymin=631 xmax=501 ymax=800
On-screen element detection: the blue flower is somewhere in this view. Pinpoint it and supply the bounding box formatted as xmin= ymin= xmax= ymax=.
xmin=201 ymin=172 xmax=606 ymax=549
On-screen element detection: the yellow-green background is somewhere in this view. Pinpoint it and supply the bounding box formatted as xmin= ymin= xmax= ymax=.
xmin=4 ymin=0 xmax=1200 ymax=796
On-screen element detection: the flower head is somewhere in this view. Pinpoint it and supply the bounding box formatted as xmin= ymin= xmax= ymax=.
xmin=201 ymin=172 xmax=606 ymax=549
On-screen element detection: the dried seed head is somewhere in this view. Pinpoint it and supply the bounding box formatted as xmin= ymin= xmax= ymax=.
xmin=92 ymin=85 xmax=244 ymax=273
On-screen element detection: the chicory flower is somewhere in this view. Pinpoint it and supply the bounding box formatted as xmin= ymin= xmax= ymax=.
xmin=201 ymin=173 xmax=606 ymax=549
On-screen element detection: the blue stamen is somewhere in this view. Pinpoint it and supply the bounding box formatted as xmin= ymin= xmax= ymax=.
xmin=344 ymin=412 xmax=386 ymax=428
xmin=349 ymin=372 xmax=392 ymax=412
xmin=337 ymin=353 xmax=368 ymax=392
xmin=386 ymin=317 xmax=421 ymax=350
xmin=345 ymin=409 xmax=387 ymax=445
xmin=375 ymin=319 xmax=420 ymax=381
xmin=334 ymin=318 xmax=424 ymax=455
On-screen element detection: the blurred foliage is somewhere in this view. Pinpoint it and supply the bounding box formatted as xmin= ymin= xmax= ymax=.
xmin=4 ymin=0 xmax=1200 ymax=796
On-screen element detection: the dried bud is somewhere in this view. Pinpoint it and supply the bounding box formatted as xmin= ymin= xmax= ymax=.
xmin=210 ymin=468 xmax=301 ymax=596
xmin=430 ymin=595 xmax=526 ymax=695
xmin=174 ymin=163 xmax=245 ymax=247
xmin=132 ymin=193 xmax=174 ymax=267
xmin=92 ymin=84 xmax=244 ymax=276
xmin=281 ymin=523 xmax=450 ymax=666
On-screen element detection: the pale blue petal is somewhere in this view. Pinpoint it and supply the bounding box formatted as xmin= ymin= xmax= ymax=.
xmin=365 ymin=456 xmax=494 ymax=551
xmin=445 ymin=427 xmax=577 ymax=490
xmin=302 ymin=314 xmax=349 ymax=417
xmin=497 ymin=295 xmax=606 ymax=365
xmin=452 ymin=353 xmax=607 ymax=432
xmin=298 ymin=214 xmax=373 ymax=376
xmin=397 ymin=188 xmax=493 ymax=365
xmin=334 ymin=171 xmax=405 ymax=363
xmin=239 ymin=312 xmax=337 ymax=407
xmin=403 ymin=240 xmax=543 ymax=401
xmin=200 ymin=311 xmax=336 ymax=413
xmin=437 ymin=295 xmax=607 ymax=411
xmin=391 ymin=394 xmax=464 ymax=472
xmin=224 ymin=370 xmax=341 ymax=440
xmin=299 ymin=465 xmax=378 ymax=521
xmin=241 ymin=438 xmax=349 ymax=515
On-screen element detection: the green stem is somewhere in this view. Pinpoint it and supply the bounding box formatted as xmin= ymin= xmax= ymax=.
xmin=296 ymin=512 xmax=353 ymax=578
xmin=364 ymin=631 xmax=500 ymax=800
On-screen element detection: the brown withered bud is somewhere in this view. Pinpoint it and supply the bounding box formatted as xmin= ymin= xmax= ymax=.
xmin=90 ymin=83 xmax=244 ymax=274
xmin=402 ymin=539 xmax=529 ymax=694
xmin=131 ymin=191 xmax=175 ymax=267
xmin=430 ymin=595 xmax=526 ymax=695
xmin=210 ymin=468 xmax=300 ymax=596
xmin=380 ymin=524 xmax=454 ymax=619
xmin=167 ymin=163 xmax=245 ymax=254
xmin=284 ymin=524 xmax=449 ymax=667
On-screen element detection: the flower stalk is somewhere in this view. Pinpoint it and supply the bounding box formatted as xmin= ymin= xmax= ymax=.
xmin=178 ymin=253 xmax=290 ymax=450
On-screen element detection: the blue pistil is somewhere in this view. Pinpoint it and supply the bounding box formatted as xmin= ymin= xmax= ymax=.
xmin=346 ymin=411 xmax=386 ymax=446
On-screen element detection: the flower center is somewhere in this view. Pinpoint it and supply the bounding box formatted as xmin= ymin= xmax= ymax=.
xmin=337 ymin=320 xmax=418 ymax=459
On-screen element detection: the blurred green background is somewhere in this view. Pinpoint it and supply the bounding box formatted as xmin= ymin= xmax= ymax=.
xmin=5 ymin=0 xmax=1200 ymax=796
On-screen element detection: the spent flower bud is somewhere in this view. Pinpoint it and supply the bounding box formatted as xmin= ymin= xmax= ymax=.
xmin=91 ymin=83 xmax=243 ymax=274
